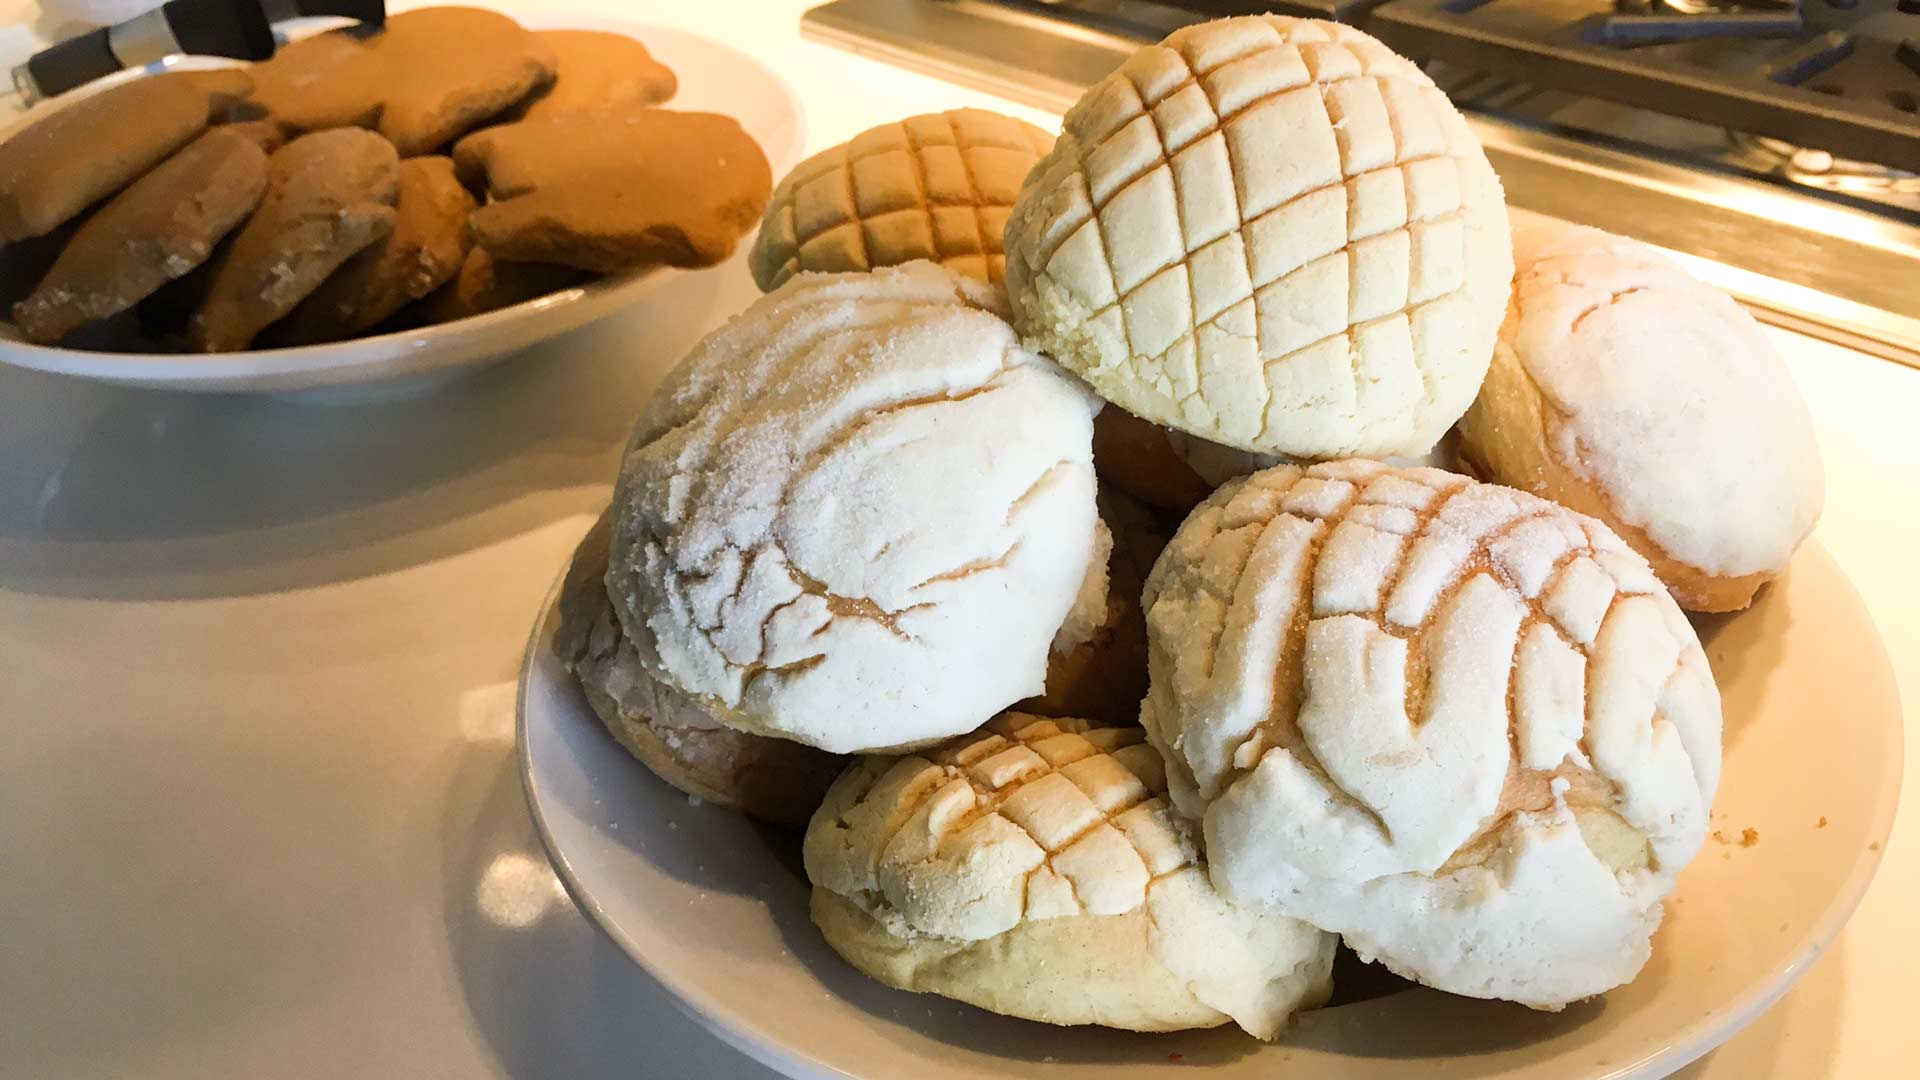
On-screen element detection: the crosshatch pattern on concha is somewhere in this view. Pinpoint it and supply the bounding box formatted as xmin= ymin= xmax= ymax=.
xmin=806 ymin=715 xmax=1207 ymax=933
xmin=755 ymin=109 xmax=1056 ymax=289
xmin=1008 ymin=16 xmax=1510 ymax=454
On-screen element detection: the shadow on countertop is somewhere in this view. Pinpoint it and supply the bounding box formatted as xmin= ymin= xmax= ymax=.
xmin=431 ymin=698 xmax=788 ymax=1080
xmin=0 ymin=260 xmax=758 ymax=602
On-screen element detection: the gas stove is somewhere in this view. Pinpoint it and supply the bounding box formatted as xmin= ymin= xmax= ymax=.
xmin=803 ymin=0 xmax=1920 ymax=363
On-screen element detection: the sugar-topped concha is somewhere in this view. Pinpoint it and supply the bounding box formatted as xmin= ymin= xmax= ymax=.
xmin=608 ymin=262 xmax=1101 ymax=754
xmin=1458 ymin=219 xmax=1823 ymax=612
xmin=558 ymin=511 xmax=844 ymax=828
xmin=1004 ymin=15 xmax=1512 ymax=460
xmin=805 ymin=713 xmax=1336 ymax=1036
xmin=1141 ymin=461 xmax=1722 ymax=1009
xmin=749 ymin=108 xmax=1055 ymax=291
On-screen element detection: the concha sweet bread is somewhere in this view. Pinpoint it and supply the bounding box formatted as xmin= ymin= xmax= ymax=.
xmin=1141 ymin=460 xmax=1722 ymax=1009
xmin=1457 ymin=219 xmax=1823 ymax=613
xmin=749 ymin=109 xmax=1055 ymax=291
xmin=608 ymin=262 xmax=1102 ymax=755
xmin=1004 ymin=15 xmax=1512 ymax=460
xmin=804 ymin=713 xmax=1337 ymax=1036
xmin=558 ymin=512 xmax=843 ymax=828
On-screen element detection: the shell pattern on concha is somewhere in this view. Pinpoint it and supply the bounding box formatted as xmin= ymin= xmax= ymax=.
xmin=805 ymin=712 xmax=1336 ymax=1037
xmin=806 ymin=714 xmax=1186 ymax=939
xmin=1005 ymin=15 xmax=1513 ymax=459
xmin=1141 ymin=460 xmax=1722 ymax=1008
xmin=750 ymin=109 xmax=1055 ymax=291
xmin=608 ymin=264 xmax=1101 ymax=755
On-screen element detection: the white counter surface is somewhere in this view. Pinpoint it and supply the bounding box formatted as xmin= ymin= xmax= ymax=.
xmin=0 ymin=2 xmax=1913 ymax=1077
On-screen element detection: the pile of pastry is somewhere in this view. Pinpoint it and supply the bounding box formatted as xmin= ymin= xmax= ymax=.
xmin=0 ymin=6 xmax=770 ymax=352
xmin=558 ymin=15 xmax=1824 ymax=1040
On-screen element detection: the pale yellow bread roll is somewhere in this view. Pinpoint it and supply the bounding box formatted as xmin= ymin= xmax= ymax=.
xmin=1142 ymin=461 xmax=1722 ymax=1009
xmin=1004 ymin=15 xmax=1511 ymax=459
xmin=558 ymin=512 xmax=843 ymax=828
xmin=805 ymin=713 xmax=1336 ymax=1036
xmin=1457 ymin=219 xmax=1823 ymax=612
xmin=750 ymin=109 xmax=1054 ymax=291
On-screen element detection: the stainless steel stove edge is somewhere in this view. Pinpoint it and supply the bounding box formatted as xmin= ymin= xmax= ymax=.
xmin=802 ymin=0 xmax=1920 ymax=368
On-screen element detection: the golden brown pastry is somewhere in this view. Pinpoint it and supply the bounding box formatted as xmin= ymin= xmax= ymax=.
xmin=1018 ymin=489 xmax=1173 ymax=726
xmin=1457 ymin=219 xmax=1823 ymax=612
xmin=13 ymin=127 xmax=270 ymax=344
xmin=277 ymin=156 xmax=475 ymax=344
xmin=1004 ymin=15 xmax=1512 ymax=459
xmin=247 ymin=7 xmax=557 ymax=156
xmin=805 ymin=712 xmax=1336 ymax=1035
xmin=188 ymin=128 xmax=400 ymax=352
xmin=0 ymin=70 xmax=254 ymax=244
xmin=454 ymin=107 xmax=771 ymax=272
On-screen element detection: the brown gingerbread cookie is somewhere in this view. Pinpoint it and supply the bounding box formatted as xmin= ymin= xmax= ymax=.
xmin=1016 ymin=488 xmax=1174 ymax=726
xmin=0 ymin=69 xmax=254 ymax=245
xmin=511 ymin=30 xmax=676 ymax=124
xmin=13 ymin=127 xmax=271 ymax=345
xmin=453 ymin=108 xmax=771 ymax=272
xmin=414 ymin=247 xmax=594 ymax=324
xmin=189 ymin=128 xmax=400 ymax=352
xmin=0 ymin=224 xmax=75 ymax=312
xmin=212 ymin=118 xmax=289 ymax=154
xmin=276 ymin=156 xmax=476 ymax=344
xmin=247 ymin=8 xmax=556 ymax=157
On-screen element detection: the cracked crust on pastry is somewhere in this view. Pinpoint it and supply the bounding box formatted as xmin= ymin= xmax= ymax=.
xmin=1457 ymin=219 xmax=1823 ymax=612
xmin=1004 ymin=15 xmax=1512 ymax=459
xmin=804 ymin=712 xmax=1336 ymax=1036
xmin=558 ymin=511 xmax=842 ymax=828
xmin=607 ymin=262 xmax=1103 ymax=754
xmin=1141 ymin=460 xmax=1722 ymax=1009
xmin=12 ymin=127 xmax=270 ymax=345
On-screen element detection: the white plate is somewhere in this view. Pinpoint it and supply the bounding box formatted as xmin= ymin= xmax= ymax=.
xmin=0 ymin=13 xmax=804 ymax=395
xmin=519 ymin=539 xmax=1902 ymax=1080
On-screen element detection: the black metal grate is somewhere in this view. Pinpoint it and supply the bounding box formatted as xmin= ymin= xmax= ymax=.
xmin=997 ymin=1 xmax=1920 ymax=171
xmin=1363 ymin=1 xmax=1920 ymax=171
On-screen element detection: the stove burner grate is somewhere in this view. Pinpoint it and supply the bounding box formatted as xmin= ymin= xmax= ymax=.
xmin=1361 ymin=0 xmax=1920 ymax=172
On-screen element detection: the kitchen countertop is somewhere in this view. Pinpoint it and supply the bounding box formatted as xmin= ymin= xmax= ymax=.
xmin=0 ymin=2 xmax=1912 ymax=1077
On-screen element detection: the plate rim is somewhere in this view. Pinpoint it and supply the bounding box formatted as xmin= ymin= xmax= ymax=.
xmin=515 ymin=565 xmax=853 ymax=1080
xmin=0 ymin=11 xmax=807 ymax=392
xmin=519 ymin=538 xmax=1904 ymax=1080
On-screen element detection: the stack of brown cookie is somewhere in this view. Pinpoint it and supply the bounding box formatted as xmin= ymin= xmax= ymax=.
xmin=0 ymin=6 xmax=772 ymax=352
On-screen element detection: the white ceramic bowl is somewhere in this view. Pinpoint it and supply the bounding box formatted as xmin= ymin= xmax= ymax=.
xmin=519 ymin=539 xmax=1901 ymax=1080
xmin=0 ymin=14 xmax=803 ymax=394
